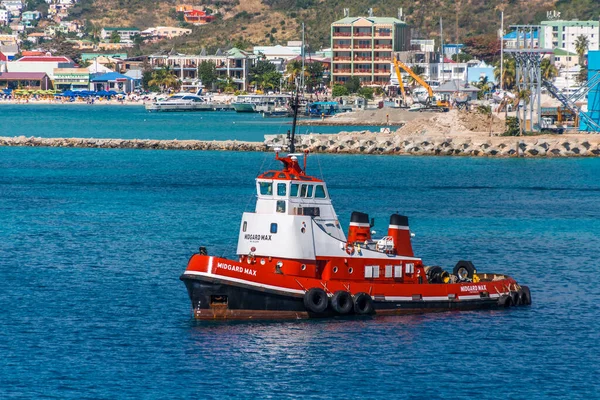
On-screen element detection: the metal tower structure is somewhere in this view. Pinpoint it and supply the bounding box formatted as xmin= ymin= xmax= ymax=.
xmin=505 ymin=25 xmax=550 ymax=132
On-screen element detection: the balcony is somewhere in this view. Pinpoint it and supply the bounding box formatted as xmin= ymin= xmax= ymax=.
xmin=333 ymin=68 xmax=351 ymax=74
xmin=375 ymin=31 xmax=392 ymax=37
xmin=374 ymin=44 xmax=392 ymax=49
xmin=333 ymin=44 xmax=351 ymax=49
xmin=353 ymin=45 xmax=373 ymax=49
xmin=373 ymin=57 xmax=392 ymax=62
xmin=353 ymin=32 xmax=373 ymax=37
xmin=354 ymin=56 xmax=372 ymax=61
xmin=374 ymin=70 xmax=390 ymax=75
xmin=333 ymin=56 xmax=351 ymax=61
xmin=332 ymin=31 xmax=351 ymax=37
xmin=354 ymin=69 xmax=372 ymax=74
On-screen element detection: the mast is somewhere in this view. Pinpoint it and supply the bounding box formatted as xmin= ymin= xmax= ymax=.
xmin=440 ymin=17 xmax=444 ymax=83
xmin=289 ymin=88 xmax=299 ymax=153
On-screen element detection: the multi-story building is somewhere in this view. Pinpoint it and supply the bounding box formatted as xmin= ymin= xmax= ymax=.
xmin=331 ymin=13 xmax=410 ymax=86
xmin=100 ymin=27 xmax=140 ymax=42
xmin=0 ymin=8 xmax=10 ymax=25
xmin=149 ymin=48 xmax=256 ymax=92
xmin=140 ymin=26 xmax=192 ymax=40
xmin=540 ymin=20 xmax=599 ymax=55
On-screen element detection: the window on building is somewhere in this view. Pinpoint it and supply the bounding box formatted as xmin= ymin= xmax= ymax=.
xmin=270 ymin=223 xmax=278 ymax=233
xmin=277 ymin=183 xmax=286 ymax=196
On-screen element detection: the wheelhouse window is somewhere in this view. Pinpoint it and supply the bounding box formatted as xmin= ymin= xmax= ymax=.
xmin=259 ymin=182 xmax=272 ymax=195
xmin=300 ymin=184 xmax=307 ymax=197
xmin=276 ymin=200 xmax=286 ymax=213
xmin=290 ymin=183 xmax=299 ymax=196
xmin=306 ymin=185 xmax=313 ymax=198
xmin=315 ymin=185 xmax=327 ymax=198
xmin=277 ymin=183 xmax=287 ymax=196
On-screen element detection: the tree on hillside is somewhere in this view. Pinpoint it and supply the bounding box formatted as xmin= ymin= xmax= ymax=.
xmin=575 ymin=34 xmax=589 ymax=66
xmin=109 ymin=31 xmax=120 ymax=43
xmin=463 ymin=33 xmax=501 ymax=63
xmin=198 ymin=61 xmax=217 ymax=91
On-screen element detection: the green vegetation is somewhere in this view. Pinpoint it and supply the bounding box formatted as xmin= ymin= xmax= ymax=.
xmin=198 ymin=61 xmax=218 ymax=90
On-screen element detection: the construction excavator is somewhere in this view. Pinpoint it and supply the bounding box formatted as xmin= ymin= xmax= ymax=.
xmin=393 ymin=57 xmax=450 ymax=112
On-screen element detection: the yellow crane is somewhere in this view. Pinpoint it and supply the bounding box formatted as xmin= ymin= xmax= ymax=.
xmin=392 ymin=57 xmax=450 ymax=111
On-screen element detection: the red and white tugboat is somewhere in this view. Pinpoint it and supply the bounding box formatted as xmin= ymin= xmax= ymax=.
xmin=180 ymin=98 xmax=531 ymax=320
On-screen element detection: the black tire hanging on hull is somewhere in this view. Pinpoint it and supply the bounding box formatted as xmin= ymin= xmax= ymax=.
xmin=303 ymin=288 xmax=328 ymax=314
xmin=331 ymin=290 xmax=353 ymax=314
xmin=498 ymin=294 xmax=512 ymax=308
xmin=353 ymin=292 xmax=374 ymax=315
xmin=510 ymin=291 xmax=520 ymax=306
xmin=520 ymin=286 xmax=532 ymax=305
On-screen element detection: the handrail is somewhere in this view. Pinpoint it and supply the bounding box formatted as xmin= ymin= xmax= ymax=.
xmin=542 ymin=78 xmax=600 ymax=132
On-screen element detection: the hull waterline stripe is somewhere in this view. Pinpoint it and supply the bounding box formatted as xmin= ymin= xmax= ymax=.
xmin=183 ymin=271 xmax=306 ymax=295
xmin=183 ymin=271 xmax=506 ymax=302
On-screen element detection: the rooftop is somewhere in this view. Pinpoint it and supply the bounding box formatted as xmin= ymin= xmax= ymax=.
xmin=332 ymin=16 xmax=405 ymax=26
xmin=0 ymin=72 xmax=49 ymax=80
xmin=15 ymin=56 xmax=74 ymax=63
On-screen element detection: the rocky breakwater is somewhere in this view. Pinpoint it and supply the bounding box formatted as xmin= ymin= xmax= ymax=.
xmin=264 ymin=132 xmax=600 ymax=157
xmin=0 ymin=136 xmax=266 ymax=152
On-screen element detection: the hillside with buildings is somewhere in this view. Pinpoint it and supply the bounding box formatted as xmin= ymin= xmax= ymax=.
xmin=54 ymin=0 xmax=600 ymax=50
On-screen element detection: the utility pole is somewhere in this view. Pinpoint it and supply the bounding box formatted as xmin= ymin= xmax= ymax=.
xmin=301 ymin=22 xmax=305 ymax=94
xmin=440 ymin=17 xmax=444 ymax=83
xmin=500 ymin=10 xmax=504 ymax=91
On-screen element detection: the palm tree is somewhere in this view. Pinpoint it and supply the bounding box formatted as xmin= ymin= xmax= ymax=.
xmin=513 ymin=88 xmax=531 ymax=136
xmin=149 ymin=67 xmax=180 ymax=92
xmin=540 ymin=58 xmax=558 ymax=81
xmin=285 ymin=60 xmax=303 ymax=85
xmin=494 ymin=58 xmax=516 ymax=90
xmin=574 ymin=35 xmax=589 ymax=66
xmin=408 ymin=65 xmax=426 ymax=88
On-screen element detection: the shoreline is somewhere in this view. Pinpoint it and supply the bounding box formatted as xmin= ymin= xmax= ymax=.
xmin=2 ymin=134 xmax=599 ymax=157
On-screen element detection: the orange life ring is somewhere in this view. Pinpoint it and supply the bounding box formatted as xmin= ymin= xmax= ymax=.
xmin=345 ymin=243 xmax=354 ymax=255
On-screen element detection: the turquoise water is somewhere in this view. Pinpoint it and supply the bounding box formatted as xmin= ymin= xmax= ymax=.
xmin=0 ymin=104 xmax=380 ymax=141
xmin=1 ymin=113 xmax=600 ymax=398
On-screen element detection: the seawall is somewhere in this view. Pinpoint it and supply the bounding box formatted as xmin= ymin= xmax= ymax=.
xmin=265 ymin=133 xmax=600 ymax=157
xmin=2 ymin=134 xmax=600 ymax=157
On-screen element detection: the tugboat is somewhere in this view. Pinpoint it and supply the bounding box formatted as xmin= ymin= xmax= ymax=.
xmin=180 ymin=93 xmax=531 ymax=320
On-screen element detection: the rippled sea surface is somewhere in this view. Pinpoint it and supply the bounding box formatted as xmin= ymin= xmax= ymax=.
xmin=0 ymin=104 xmax=378 ymax=141
xmin=1 ymin=144 xmax=600 ymax=398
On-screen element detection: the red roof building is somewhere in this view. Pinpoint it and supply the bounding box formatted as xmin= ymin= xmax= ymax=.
xmin=15 ymin=56 xmax=74 ymax=63
xmin=184 ymin=9 xmax=215 ymax=25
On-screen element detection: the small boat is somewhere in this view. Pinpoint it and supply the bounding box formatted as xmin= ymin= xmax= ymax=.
xmin=306 ymin=101 xmax=352 ymax=118
xmin=180 ymin=92 xmax=531 ymax=321
xmin=145 ymin=93 xmax=214 ymax=112
xmin=262 ymin=106 xmax=293 ymax=118
xmin=232 ymin=94 xmax=291 ymax=113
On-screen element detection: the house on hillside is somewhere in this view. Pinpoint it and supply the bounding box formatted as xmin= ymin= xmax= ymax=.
xmin=22 ymin=10 xmax=41 ymax=26
xmin=0 ymin=44 xmax=18 ymax=61
xmin=52 ymin=68 xmax=90 ymax=90
xmin=100 ymin=27 xmax=140 ymax=42
xmin=184 ymin=9 xmax=214 ymax=25
xmin=0 ymin=8 xmax=11 ymax=26
xmin=141 ymin=26 xmax=192 ymax=41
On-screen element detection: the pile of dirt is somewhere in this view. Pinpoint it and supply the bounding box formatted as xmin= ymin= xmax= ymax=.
xmin=395 ymin=109 xmax=506 ymax=137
